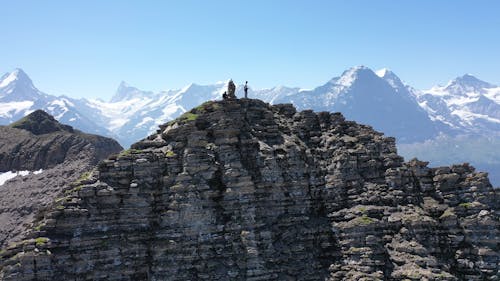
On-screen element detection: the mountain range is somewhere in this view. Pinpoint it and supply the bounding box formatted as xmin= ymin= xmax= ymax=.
xmin=1 ymin=66 xmax=499 ymax=185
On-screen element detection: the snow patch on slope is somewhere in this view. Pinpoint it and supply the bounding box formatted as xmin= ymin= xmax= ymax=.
xmin=0 ymin=169 xmax=43 ymax=186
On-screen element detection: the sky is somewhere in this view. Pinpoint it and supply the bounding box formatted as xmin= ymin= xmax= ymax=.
xmin=1 ymin=0 xmax=499 ymax=100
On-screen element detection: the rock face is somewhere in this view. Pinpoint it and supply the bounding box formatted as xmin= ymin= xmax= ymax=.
xmin=0 ymin=110 xmax=122 ymax=172
xmin=0 ymin=110 xmax=122 ymax=248
xmin=0 ymin=100 xmax=497 ymax=280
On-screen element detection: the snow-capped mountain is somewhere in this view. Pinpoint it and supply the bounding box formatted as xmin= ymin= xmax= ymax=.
xmin=415 ymin=74 xmax=500 ymax=135
xmin=2 ymin=67 xmax=499 ymax=147
xmin=110 ymin=81 xmax=155 ymax=103
xmin=272 ymin=66 xmax=441 ymax=142
xmin=0 ymin=69 xmax=110 ymax=136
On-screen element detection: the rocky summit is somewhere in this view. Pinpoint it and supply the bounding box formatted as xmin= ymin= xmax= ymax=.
xmin=0 ymin=110 xmax=122 ymax=250
xmin=0 ymin=99 xmax=497 ymax=280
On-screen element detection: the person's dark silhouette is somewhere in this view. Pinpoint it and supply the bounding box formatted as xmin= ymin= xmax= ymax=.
xmin=244 ymin=81 xmax=248 ymax=99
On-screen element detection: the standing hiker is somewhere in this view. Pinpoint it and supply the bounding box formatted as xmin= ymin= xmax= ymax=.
xmin=244 ymin=81 xmax=248 ymax=99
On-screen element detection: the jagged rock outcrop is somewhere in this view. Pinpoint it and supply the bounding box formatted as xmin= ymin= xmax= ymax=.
xmin=0 ymin=100 xmax=497 ymax=280
xmin=0 ymin=110 xmax=122 ymax=248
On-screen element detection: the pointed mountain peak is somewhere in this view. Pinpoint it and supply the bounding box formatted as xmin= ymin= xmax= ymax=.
xmin=375 ymin=68 xmax=400 ymax=82
xmin=375 ymin=68 xmax=396 ymax=78
xmin=111 ymin=81 xmax=152 ymax=103
xmin=11 ymin=68 xmax=30 ymax=79
xmin=342 ymin=65 xmax=374 ymax=76
xmin=117 ymin=80 xmax=130 ymax=89
xmin=451 ymin=74 xmax=492 ymax=88
xmin=0 ymin=68 xmax=34 ymax=89
xmin=181 ymin=82 xmax=198 ymax=91
xmin=444 ymin=74 xmax=494 ymax=94
xmin=331 ymin=66 xmax=378 ymax=87
xmin=376 ymin=68 xmax=407 ymax=90
xmin=10 ymin=109 xmax=74 ymax=135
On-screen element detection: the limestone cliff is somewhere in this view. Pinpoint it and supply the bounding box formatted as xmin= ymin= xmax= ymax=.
xmin=0 ymin=100 xmax=497 ymax=280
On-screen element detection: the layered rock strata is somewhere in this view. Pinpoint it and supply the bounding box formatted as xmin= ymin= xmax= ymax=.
xmin=0 ymin=110 xmax=122 ymax=248
xmin=0 ymin=100 xmax=497 ymax=280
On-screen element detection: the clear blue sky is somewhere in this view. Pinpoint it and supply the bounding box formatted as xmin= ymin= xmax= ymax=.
xmin=1 ymin=0 xmax=499 ymax=100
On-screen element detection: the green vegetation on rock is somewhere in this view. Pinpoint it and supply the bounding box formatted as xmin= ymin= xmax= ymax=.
xmin=459 ymin=202 xmax=473 ymax=208
xmin=165 ymin=150 xmax=176 ymax=157
xmin=180 ymin=112 xmax=198 ymax=122
xmin=352 ymin=215 xmax=375 ymax=225
xmin=119 ymin=148 xmax=143 ymax=157
xmin=35 ymin=237 xmax=49 ymax=247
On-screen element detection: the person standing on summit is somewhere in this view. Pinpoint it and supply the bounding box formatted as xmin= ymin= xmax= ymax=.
xmin=244 ymin=81 xmax=248 ymax=98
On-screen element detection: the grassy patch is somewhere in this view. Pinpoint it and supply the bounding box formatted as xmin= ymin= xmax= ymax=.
xmin=348 ymin=247 xmax=364 ymax=253
xmin=359 ymin=215 xmax=374 ymax=224
xmin=195 ymin=101 xmax=220 ymax=113
xmin=165 ymin=150 xmax=176 ymax=157
xmin=55 ymin=197 xmax=67 ymax=203
xmin=352 ymin=215 xmax=374 ymax=225
xmin=34 ymin=223 xmax=46 ymax=231
xmin=165 ymin=101 xmax=221 ymax=127
xmin=35 ymin=237 xmax=49 ymax=247
xmin=459 ymin=202 xmax=473 ymax=208
xmin=166 ymin=101 xmax=220 ymax=126
xmin=180 ymin=112 xmax=198 ymax=122
xmin=78 ymin=171 xmax=92 ymax=181
xmin=119 ymin=148 xmax=143 ymax=157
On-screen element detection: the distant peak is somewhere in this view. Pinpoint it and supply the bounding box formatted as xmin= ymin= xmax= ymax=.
xmin=375 ymin=68 xmax=392 ymax=78
xmin=111 ymin=81 xmax=152 ymax=103
xmin=9 ymin=68 xmax=29 ymax=80
xmin=118 ymin=81 xmax=130 ymax=88
xmin=448 ymin=74 xmax=493 ymax=89
xmin=375 ymin=68 xmax=407 ymax=90
xmin=343 ymin=65 xmax=375 ymax=76
xmin=0 ymin=68 xmax=33 ymax=88
xmin=349 ymin=65 xmax=370 ymax=71
xmin=332 ymin=66 xmax=377 ymax=87
xmin=12 ymin=68 xmax=28 ymax=77
xmin=10 ymin=110 xmax=74 ymax=135
xmin=455 ymin=74 xmax=482 ymax=83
